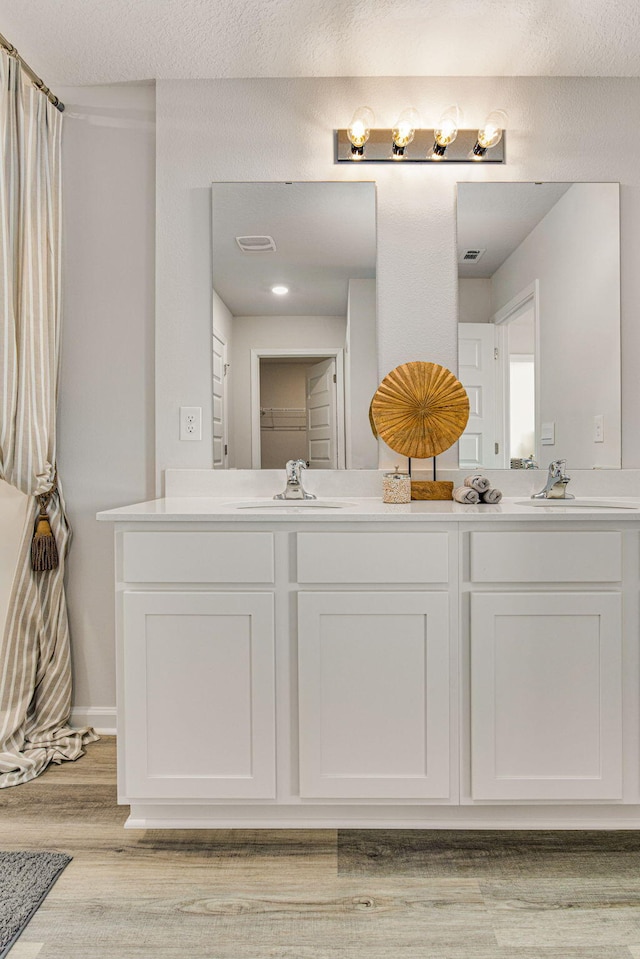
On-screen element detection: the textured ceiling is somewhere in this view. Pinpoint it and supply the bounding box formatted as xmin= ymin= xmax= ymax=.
xmin=457 ymin=182 xmax=572 ymax=278
xmin=212 ymin=182 xmax=376 ymax=316
xmin=3 ymin=0 xmax=640 ymax=86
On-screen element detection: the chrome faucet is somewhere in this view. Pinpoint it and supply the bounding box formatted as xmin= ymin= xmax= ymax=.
xmin=274 ymin=459 xmax=316 ymax=500
xmin=531 ymin=459 xmax=575 ymax=499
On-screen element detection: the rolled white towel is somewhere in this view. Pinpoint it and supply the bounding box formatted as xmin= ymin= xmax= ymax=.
xmin=453 ymin=486 xmax=480 ymax=505
xmin=464 ymin=474 xmax=491 ymax=494
xmin=481 ymin=488 xmax=503 ymax=504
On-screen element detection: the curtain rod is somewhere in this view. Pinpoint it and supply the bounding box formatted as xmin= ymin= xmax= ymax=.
xmin=0 ymin=31 xmax=64 ymax=112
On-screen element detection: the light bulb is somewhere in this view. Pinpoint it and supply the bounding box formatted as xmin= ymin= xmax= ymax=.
xmin=392 ymin=107 xmax=420 ymax=158
xmin=474 ymin=110 xmax=507 ymax=157
xmin=271 ymin=285 xmax=289 ymax=295
xmin=347 ymin=106 xmax=375 ymax=159
xmin=432 ymin=104 xmax=462 ymax=157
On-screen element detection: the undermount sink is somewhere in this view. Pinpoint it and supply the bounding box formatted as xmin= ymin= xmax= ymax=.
xmin=226 ymin=499 xmax=355 ymax=510
xmin=516 ymin=498 xmax=640 ymax=510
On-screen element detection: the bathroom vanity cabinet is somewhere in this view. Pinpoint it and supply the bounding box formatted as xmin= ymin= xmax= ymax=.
xmin=99 ymin=497 xmax=640 ymax=829
xmin=466 ymin=530 xmax=624 ymax=803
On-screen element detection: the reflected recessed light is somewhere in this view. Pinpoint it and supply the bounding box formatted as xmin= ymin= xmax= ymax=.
xmin=271 ymin=285 xmax=289 ymax=295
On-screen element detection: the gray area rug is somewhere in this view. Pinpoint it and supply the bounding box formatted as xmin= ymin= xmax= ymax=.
xmin=0 ymin=851 xmax=71 ymax=957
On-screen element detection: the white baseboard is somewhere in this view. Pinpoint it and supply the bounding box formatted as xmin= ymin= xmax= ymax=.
xmin=70 ymin=706 xmax=116 ymax=736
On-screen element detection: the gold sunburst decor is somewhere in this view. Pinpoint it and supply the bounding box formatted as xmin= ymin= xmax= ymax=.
xmin=368 ymin=399 xmax=378 ymax=439
xmin=371 ymin=361 xmax=470 ymax=460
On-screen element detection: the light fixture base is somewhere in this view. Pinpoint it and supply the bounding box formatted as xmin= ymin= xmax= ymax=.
xmin=335 ymin=128 xmax=505 ymax=163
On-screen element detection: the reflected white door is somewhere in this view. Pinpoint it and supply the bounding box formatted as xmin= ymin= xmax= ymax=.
xmin=306 ymin=357 xmax=337 ymax=469
xmin=458 ymin=323 xmax=499 ymax=469
xmin=212 ymin=329 xmax=228 ymax=468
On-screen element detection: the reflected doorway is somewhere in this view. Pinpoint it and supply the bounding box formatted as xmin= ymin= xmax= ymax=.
xmin=458 ymin=282 xmax=539 ymax=469
xmin=494 ymin=285 xmax=539 ymax=469
xmin=251 ymin=348 xmax=345 ymax=469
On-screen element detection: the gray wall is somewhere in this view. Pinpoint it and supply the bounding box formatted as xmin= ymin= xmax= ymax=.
xmin=57 ymin=83 xmax=156 ymax=712
xmin=155 ymin=77 xmax=640 ymax=475
xmin=48 ymin=75 xmax=640 ymax=711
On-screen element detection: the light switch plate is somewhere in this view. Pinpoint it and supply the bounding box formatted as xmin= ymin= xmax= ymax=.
xmin=541 ymin=422 xmax=555 ymax=445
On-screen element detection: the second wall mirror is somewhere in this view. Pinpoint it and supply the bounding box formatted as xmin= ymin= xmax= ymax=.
xmin=457 ymin=181 xmax=621 ymax=470
xmin=211 ymin=181 xmax=378 ymax=470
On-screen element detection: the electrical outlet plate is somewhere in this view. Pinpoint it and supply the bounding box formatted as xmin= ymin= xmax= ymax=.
xmin=594 ymin=414 xmax=604 ymax=443
xmin=180 ymin=406 xmax=202 ymax=441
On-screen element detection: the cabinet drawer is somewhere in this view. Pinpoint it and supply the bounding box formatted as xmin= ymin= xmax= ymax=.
xmin=470 ymin=531 xmax=622 ymax=583
xmin=122 ymin=531 xmax=274 ymax=583
xmin=297 ymin=532 xmax=448 ymax=584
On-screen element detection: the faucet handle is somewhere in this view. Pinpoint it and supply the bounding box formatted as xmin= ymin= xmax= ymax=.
xmin=549 ymin=459 xmax=568 ymax=477
xmin=286 ymin=458 xmax=307 ymax=481
xmin=277 ymin=459 xmax=316 ymax=500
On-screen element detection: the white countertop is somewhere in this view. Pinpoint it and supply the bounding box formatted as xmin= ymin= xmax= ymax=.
xmin=97 ymin=496 xmax=640 ymax=523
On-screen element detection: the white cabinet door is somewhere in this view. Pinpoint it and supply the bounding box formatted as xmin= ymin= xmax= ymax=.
xmin=470 ymin=591 xmax=622 ymax=801
xmin=298 ymin=591 xmax=450 ymax=800
xmin=122 ymin=591 xmax=275 ymax=800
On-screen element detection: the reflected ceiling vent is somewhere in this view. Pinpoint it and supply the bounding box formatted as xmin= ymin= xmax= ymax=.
xmin=235 ymin=235 xmax=277 ymax=253
xmin=459 ymin=248 xmax=486 ymax=263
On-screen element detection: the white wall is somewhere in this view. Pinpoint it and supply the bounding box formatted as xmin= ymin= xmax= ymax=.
xmin=507 ymin=308 xmax=536 ymax=354
xmin=492 ymin=183 xmax=621 ymax=468
xmin=57 ymin=82 xmax=156 ymax=711
xmin=44 ymin=75 xmax=640 ymax=712
xmin=346 ymin=279 xmax=378 ymax=468
xmin=155 ymin=77 xmax=640 ymax=473
xmin=458 ymin=278 xmax=492 ymax=324
xmin=229 ymin=314 xmax=346 ymax=468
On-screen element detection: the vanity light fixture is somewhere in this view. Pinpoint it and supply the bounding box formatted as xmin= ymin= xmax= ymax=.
xmin=347 ymin=106 xmax=375 ymax=159
xmin=431 ymin=105 xmax=462 ymax=158
xmin=391 ymin=107 xmax=420 ymax=159
xmin=473 ymin=110 xmax=507 ymax=158
xmin=271 ymin=285 xmax=289 ymax=295
xmin=336 ymin=106 xmax=506 ymax=164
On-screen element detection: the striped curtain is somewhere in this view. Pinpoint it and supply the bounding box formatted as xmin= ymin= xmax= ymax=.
xmin=0 ymin=49 xmax=97 ymax=786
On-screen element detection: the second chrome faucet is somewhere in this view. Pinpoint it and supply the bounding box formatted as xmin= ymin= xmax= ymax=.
xmin=531 ymin=459 xmax=574 ymax=499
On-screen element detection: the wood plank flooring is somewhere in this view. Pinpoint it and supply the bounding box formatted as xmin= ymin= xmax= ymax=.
xmin=2 ymin=737 xmax=640 ymax=957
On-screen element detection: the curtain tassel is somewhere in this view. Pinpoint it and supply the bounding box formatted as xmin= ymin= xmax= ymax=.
xmin=31 ymin=491 xmax=58 ymax=572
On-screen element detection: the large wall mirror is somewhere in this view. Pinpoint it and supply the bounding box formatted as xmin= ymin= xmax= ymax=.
xmin=211 ymin=181 xmax=378 ymax=469
xmin=457 ymin=182 xmax=621 ymax=470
